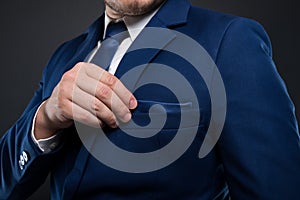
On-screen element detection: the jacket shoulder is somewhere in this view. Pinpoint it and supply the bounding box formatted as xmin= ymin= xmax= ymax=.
xmin=183 ymin=5 xmax=267 ymax=60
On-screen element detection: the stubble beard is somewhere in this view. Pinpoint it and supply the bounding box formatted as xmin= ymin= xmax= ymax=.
xmin=104 ymin=0 xmax=166 ymax=16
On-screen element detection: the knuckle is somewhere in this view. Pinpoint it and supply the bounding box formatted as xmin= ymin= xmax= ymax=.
xmin=57 ymin=83 xmax=70 ymax=98
xmin=62 ymin=71 xmax=76 ymax=81
xmin=74 ymin=62 xmax=85 ymax=70
xmin=107 ymin=114 xmax=116 ymax=125
xmin=57 ymin=83 xmax=66 ymax=94
xmin=105 ymin=74 xmax=118 ymax=87
xmin=92 ymin=99 xmax=103 ymax=113
xmin=96 ymin=85 xmax=110 ymax=99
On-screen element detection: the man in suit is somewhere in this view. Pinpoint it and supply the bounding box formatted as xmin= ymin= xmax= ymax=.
xmin=1 ymin=0 xmax=300 ymax=199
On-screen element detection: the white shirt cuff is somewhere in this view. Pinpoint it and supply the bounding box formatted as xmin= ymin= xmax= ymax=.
xmin=31 ymin=101 xmax=62 ymax=153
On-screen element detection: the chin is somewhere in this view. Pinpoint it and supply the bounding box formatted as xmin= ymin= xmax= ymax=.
xmin=105 ymin=0 xmax=166 ymax=17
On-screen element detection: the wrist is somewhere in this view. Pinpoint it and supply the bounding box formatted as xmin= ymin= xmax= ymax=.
xmin=34 ymin=101 xmax=62 ymax=139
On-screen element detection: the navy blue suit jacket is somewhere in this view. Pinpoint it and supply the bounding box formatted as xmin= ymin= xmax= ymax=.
xmin=1 ymin=0 xmax=300 ymax=199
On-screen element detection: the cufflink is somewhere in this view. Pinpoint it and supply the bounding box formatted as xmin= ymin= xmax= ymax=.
xmin=18 ymin=151 xmax=30 ymax=170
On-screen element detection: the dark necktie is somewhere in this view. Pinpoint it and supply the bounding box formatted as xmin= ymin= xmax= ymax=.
xmin=88 ymin=20 xmax=129 ymax=70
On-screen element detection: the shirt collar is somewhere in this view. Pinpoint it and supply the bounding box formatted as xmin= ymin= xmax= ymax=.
xmin=103 ymin=8 xmax=159 ymax=41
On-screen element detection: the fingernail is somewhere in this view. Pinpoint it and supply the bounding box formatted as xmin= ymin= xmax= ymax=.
xmin=129 ymin=99 xmax=136 ymax=109
xmin=123 ymin=112 xmax=132 ymax=122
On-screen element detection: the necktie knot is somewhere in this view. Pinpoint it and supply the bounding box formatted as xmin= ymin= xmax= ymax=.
xmin=86 ymin=20 xmax=129 ymax=70
xmin=104 ymin=20 xmax=129 ymax=42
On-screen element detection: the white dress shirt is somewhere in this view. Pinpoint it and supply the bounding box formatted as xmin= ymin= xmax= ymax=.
xmin=31 ymin=9 xmax=158 ymax=153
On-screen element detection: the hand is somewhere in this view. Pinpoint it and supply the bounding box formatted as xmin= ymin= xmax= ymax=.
xmin=34 ymin=62 xmax=137 ymax=139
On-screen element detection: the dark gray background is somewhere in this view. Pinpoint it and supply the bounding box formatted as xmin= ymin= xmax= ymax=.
xmin=0 ymin=0 xmax=298 ymax=199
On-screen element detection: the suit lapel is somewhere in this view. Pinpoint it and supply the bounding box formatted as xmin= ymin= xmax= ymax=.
xmin=114 ymin=0 xmax=191 ymax=91
xmin=67 ymin=15 xmax=104 ymax=67
xmin=114 ymin=24 xmax=176 ymax=90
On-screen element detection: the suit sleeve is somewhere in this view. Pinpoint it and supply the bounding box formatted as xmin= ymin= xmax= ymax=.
xmin=0 ymin=41 xmax=71 ymax=199
xmin=215 ymin=18 xmax=300 ymax=199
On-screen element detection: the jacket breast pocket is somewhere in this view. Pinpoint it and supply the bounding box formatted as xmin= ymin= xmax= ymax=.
xmin=116 ymin=100 xmax=203 ymax=150
xmin=126 ymin=100 xmax=201 ymax=129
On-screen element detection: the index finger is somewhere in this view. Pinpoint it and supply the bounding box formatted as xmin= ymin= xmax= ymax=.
xmin=84 ymin=63 xmax=137 ymax=110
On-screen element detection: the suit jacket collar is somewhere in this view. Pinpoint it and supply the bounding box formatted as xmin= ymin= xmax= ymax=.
xmin=149 ymin=0 xmax=190 ymax=28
